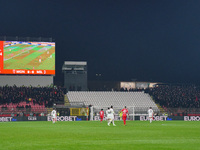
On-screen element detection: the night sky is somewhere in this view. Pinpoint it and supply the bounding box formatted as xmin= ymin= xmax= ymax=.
xmin=1 ymin=0 xmax=200 ymax=84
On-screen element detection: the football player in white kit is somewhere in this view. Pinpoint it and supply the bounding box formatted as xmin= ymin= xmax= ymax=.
xmin=51 ymin=108 xmax=57 ymax=123
xmin=106 ymin=108 xmax=112 ymax=126
xmin=110 ymin=106 xmax=116 ymax=126
xmin=148 ymin=107 xmax=154 ymax=123
xmin=106 ymin=107 xmax=116 ymax=126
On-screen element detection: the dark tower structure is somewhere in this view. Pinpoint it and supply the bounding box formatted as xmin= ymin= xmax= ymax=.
xmin=62 ymin=61 xmax=87 ymax=91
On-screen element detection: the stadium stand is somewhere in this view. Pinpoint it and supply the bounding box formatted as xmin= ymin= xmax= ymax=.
xmin=3 ymin=84 xmax=200 ymax=117
xmin=0 ymin=85 xmax=66 ymax=116
xmin=146 ymin=85 xmax=200 ymax=108
xmin=67 ymin=91 xmax=159 ymax=114
xmin=146 ymin=85 xmax=200 ymax=115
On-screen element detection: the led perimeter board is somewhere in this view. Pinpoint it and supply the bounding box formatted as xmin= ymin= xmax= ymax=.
xmin=0 ymin=41 xmax=55 ymax=75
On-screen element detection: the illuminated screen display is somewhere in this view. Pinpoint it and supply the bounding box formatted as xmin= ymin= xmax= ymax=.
xmin=0 ymin=41 xmax=55 ymax=75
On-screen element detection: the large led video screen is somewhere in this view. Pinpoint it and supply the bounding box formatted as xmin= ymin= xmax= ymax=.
xmin=0 ymin=41 xmax=55 ymax=75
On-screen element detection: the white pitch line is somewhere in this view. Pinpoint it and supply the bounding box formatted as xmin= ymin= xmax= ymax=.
xmin=4 ymin=46 xmax=38 ymax=61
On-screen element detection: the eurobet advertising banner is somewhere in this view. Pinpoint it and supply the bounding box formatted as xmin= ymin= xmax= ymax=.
xmin=0 ymin=41 xmax=55 ymax=75
xmin=93 ymin=115 xmax=168 ymax=121
xmin=140 ymin=116 xmax=168 ymax=121
xmin=47 ymin=116 xmax=77 ymax=121
xmin=0 ymin=116 xmax=82 ymax=122
xmin=0 ymin=116 xmax=47 ymax=122
xmin=1 ymin=116 xmax=200 ymax=122
xmin=184 ymin=116 xmax=200 ymax=121
xmin=0 ymin=117 xmax=13 ymax=122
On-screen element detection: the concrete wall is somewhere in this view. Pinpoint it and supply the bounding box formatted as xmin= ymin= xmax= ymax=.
xmin=0 ymin=75 xmax=53 ymax=87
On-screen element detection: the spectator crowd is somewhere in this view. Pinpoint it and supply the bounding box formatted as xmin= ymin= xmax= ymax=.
xmin=147 ymin=85 xmax=200 ymax=108
xmin=0 ymin=85 xmax=66 ymax=108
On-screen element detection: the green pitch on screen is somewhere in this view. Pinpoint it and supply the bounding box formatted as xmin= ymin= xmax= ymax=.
xmin=4 ymin=44 xmax=55 ymax=70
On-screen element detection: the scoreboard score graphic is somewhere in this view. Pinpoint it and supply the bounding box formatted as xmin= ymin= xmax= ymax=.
xmin=0 ymin=41 xmax=55 ymax=75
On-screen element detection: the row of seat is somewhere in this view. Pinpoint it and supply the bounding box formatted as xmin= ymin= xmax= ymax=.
xmin=0 ymin=101 xmax=45 ymax=108
xmin=0 ymin=101 xmax=46 ymax=113
xmin=67 ymin=91 xmax=158 ymax=108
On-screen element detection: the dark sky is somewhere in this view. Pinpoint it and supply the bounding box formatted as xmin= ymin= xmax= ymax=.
xmin=1 ymin=0 xmax=200 ymax=84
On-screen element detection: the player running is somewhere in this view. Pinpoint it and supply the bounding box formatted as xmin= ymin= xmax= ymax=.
xmin=106 ymin=108 xmax=112 ymax=126
xmin=110 ymin=106 xmax=116 ymax=126
xmin=148 ymin=107 xmax=154 ymax=123
xmin=121 ymin=106 xmax=129 ymax=126
xmin=99 ymin=109 xmax=104 ymax=123
xmin=51 ymin=108 xmax=57 ymax=124
xmin=106 ymin=107 xmax=116 ymax=126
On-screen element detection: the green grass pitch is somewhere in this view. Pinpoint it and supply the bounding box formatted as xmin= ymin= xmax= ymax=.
xmin=0 ymin=121 xmax=200 ymax=150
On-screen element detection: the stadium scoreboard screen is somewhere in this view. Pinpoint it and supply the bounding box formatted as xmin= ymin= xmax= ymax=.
xmin=0 ymin=41 xmax=55 ymax=75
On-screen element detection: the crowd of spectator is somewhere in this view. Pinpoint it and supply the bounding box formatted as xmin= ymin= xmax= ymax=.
xmin=2 ymin=84 xmax=200 ymax=111
xmin=120 ymin=87 xmax=145 ymax=92
xmin=0 ymin=85 xmax=67 ymax=108
xmin=146 ymin=85 xmax=200 ymax=108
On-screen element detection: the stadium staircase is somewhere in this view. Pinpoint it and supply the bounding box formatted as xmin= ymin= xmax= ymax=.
xmin=47 ymin=108 xmax=53 ymax=115
xmin=156 ymin=104 xmax=166 ymax=115
xmin=150 ymin=96 xmax=166 ymax=115
xmin=64 ymin=95 xmax=70 ymax=106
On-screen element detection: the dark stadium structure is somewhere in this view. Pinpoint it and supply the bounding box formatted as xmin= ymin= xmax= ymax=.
xmin=62 ymin=61 xmax=87 ymax=91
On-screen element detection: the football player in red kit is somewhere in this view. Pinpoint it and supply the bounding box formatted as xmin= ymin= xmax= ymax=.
xmin=121 ymin=106 xmax=129 ymax=126
xmin=100 ymin=109 xmax=104 ymax=123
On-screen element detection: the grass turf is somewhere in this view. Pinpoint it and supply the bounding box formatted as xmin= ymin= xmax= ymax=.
xmin=0 ymin=121 xmax=200 ymax=150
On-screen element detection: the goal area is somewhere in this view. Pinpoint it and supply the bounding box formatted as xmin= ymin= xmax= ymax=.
xmin=91 ymin=106 xmax=160 ymax=121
